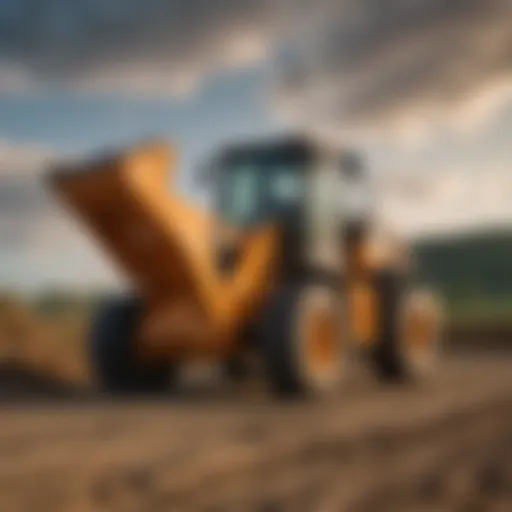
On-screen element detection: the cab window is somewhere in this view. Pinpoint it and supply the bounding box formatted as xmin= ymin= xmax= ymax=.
xmin=217 ymin=152 xmax=306 ymax=227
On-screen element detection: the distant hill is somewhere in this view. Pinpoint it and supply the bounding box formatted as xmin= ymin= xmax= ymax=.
xmin=415 ymin=230 xmax=512 ymax=321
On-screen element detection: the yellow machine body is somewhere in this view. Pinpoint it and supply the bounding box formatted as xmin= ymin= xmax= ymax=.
xmin=50 ymin=139 xmax=439 ymax=386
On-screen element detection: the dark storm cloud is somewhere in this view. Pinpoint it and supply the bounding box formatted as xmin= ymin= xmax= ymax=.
xmin=0 ymin=0 xmax=511 ymax=127
xmin=276 ymin=0 xmax=512 ymax=134
xmin=0 ymin=0 xmax=277 ymax=94
xmin=1 ymin=0 xmax=511 ymax=130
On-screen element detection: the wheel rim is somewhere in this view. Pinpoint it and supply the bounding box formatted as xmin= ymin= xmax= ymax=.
xmin=299 ymin=289 xmax=341 ymax=390
xmin=401 ymin=291 xmax=441 ymax=373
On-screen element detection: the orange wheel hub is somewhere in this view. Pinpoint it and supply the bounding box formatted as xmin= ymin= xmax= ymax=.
xmin=304 ymin=302 xmax=338 ymax=378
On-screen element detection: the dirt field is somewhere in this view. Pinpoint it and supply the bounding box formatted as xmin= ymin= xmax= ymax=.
xmin=0 ymin=355 xmax=511 ymax=512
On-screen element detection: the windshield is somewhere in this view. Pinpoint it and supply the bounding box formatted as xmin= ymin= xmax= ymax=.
xmin=217 ymin=153 xmax=306 ymax=227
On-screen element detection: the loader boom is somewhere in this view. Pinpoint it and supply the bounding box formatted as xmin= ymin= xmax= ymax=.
xmin=50 ymin=143 xmax=279 ymax=355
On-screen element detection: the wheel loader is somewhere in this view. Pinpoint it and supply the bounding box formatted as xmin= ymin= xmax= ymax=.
xmin=49 ymin=135 xmax=442 ymax=397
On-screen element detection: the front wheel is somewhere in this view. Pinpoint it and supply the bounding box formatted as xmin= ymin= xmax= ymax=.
xmin=260 ymin=284 xmax=346 ymax=398
xmin=90 ymin=296 xmax=176 ymax=394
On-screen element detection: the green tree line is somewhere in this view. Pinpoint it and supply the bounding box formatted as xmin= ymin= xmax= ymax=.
xmin=416 ymin=230 xmax=512 ymax=322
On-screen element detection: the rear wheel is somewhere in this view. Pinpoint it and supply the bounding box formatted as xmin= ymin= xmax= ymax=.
xmin=222 ymin=321 xmax=260 ymax=384
xmin=260 ymin=284 xmax=345 ymax=398
xmin=90 ymin=296 xmax=175 ymax=394
xmin=372 ymin=271 xmax=442 ymax=381
xmin=223 ymin=354 xmax=253 ymax=383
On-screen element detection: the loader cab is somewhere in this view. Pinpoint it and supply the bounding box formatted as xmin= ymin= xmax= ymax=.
xmin=211 ymin=137 xmax=345 ymax=275
xmin=215 ymin=139 xmax=308 ymax=228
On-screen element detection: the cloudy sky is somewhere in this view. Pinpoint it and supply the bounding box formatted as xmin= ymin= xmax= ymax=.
xmin=1 ymin=0 xmax=512 ymax=290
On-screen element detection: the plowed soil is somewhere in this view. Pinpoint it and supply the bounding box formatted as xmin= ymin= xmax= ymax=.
xmin=0 ymin=356 xmax=511 ymax=512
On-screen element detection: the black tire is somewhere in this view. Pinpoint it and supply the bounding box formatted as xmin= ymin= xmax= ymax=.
xmin=90 ymin=296 xmax=174 ymax=394
xmin=223 ymin=354 xmax=252 ymax=383
xmin=222 ymin=321 xmax=260 ymax=384
xmin=260 ymin=284 xmax=343 ymax=398
xmin=372 ymin=270 xmax=440 ymax=382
